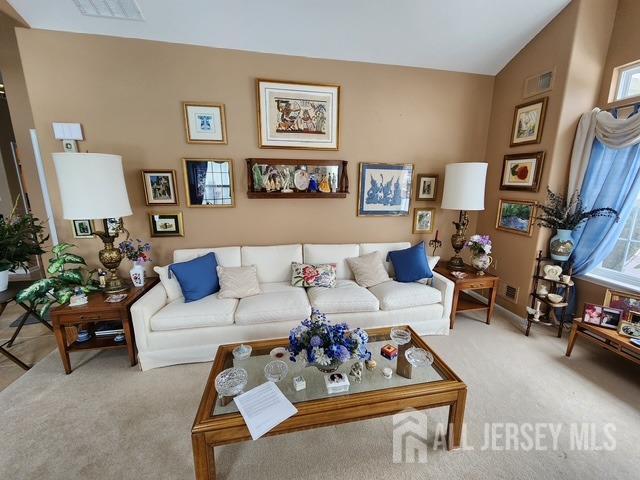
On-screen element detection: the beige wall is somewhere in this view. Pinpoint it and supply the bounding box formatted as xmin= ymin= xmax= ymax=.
xmin=14 ymin=29 xmax=494 ymax=270
xmin=476 ymin=0 xmax=617 ymax=316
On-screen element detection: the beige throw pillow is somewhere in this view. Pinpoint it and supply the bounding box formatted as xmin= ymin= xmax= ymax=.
xmin=217 ymin=265 xmax=261 ymax=299
xmin=153 ymin=265 xmax=184 ymax=302
xmin=346 ymin=251 xmax=391 ymax=288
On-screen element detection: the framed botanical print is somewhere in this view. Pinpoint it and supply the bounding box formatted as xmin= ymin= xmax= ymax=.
xmin=500 ymin=152 xmax=545 ymax=191
xmin=141 ymin=170 xmax=178 ymax=205
xmin=183 ymin=102 xmax=227 ymax=144
xmin=510 ymin=97 xmax=548 ymax=146
xmin=149 ymin=212 xmax=184 ymax=237
xmin=413 ymin=208 xmax=435 ymax=234
xmin=256 ymin=79 xmax=340 ymax=150
xmin=103 ymin=218 xmax=122 ymax=237
xmin=183 ymin=158 xmax=234 ymax=207
xmin=71 ymin=219 xmax=94 ymax=238
xmin=357 ymin=163 xmax=413 ymax=216
xmin=495 ymin=199 xmax=536 ymax=236
xmin=415 ymin=174 xmax=438 ymax=201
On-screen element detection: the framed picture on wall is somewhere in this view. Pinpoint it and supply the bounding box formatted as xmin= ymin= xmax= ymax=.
xmin=103 ymin=218 xmax=122 ymax=237
xmin=256 ymin=79 xmax=340 ymax=150
xmin=357 ymin=163 xmax=413 ymax=216
xmin=182 ymin=158 xmax=234 ymax=207
xmin=413 ymin=208 xmax=435 ymax=234
xmin=415 ymin=174 xmax=438 ymax=201
xmin=495 ymin=199 xmax=536 ymax=236
xmin=183 ymin=102 xmax=227 ymax=144
xmin=500 ymin=152 xmax=545 ymax=191
xmin=141 ymin=170 xmax=179 ymax=205
xmin=510 ymin=97 xmax=548 ymax=146
xmin=149 ymin=212 xmax=184 ymax=237
xmin=71 ymin=219 xmax=95 ymax=238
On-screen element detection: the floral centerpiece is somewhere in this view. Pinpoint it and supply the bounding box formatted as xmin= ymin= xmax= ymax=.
xmin=289 ymin=309 xmax=371 ymax=373
xmin=466 ymin=234 xmax=493 ymax=275
xmin=118 ymin=239 xmax=151 ymax=287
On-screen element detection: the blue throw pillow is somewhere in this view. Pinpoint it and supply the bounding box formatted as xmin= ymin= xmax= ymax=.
xmin=169 ymin=252 xmax=219 ymax=302
xmin=387 ymin=242 xmax=433 ymax=283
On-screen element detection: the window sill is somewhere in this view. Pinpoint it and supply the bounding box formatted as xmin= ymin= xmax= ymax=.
xmin=577 ymin=271 xmax=640 ymax=294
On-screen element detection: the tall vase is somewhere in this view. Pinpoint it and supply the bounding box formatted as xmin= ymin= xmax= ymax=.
xmin=550 ymin=229 xmax=575 ymax=261
xmin=0 ymin=270 xmax=9 ymax=292
xmin=129 ymin=263 xmax=145 ymax=287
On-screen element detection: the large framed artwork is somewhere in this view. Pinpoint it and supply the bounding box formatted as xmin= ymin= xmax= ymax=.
xmin=510 ymin=97 xmax=548 ymax=146
xmin=183 ymin=102 xmax=227 ymax=144
xmin=256 ymin=79 xmax=340 ymax=150
xmin=149 ymin=212 xmax=184 ymax=237
xmin=141 ymin=169 xmax=179 ymax=205
xmin=495 ymin=199 xmax=536 ymax=236
xmin=500 ymin=152 xmax=545 ymax=191
xmin=183 ymin=158 xmax=234 ymax=207
xmin=357 ymin=163 xmax=413 ymax=216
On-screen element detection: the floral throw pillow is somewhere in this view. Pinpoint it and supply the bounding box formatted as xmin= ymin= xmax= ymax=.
xmin=291 ymin=262 xmax=337 ymax=288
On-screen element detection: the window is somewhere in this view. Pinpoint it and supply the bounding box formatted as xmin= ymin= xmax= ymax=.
xmin=613 ymin=60 xmax=640 ymax=102
xmin=588 ymin=194 xmax=640 ymax=289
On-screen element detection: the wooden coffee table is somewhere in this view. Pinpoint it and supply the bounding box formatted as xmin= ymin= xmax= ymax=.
xmin=566 ymin=319 xmax=640 ymax=365
xmin=192 ymin=326 xmax=467 ymax=479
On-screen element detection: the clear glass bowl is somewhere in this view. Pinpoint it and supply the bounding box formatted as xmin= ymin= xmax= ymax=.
xmin=232 ymin=344 xmax=252 ymax=360
xmin=390 ymin=327 xmax=411 ymax=346
xmin=405 ymin=347 xmax=434 ymax=368
xmin=264 ymin=360 xmax=288 ymax=382
xmin=215 ymin=367 xmax=248 ymax=397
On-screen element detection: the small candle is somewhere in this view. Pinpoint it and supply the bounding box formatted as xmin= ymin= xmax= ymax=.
xmin=435 ymin=230 xmax=439 ymax=242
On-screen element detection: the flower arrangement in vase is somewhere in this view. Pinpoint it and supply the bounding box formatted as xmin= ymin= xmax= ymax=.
xmin=467 ymin=234 xmax=493 ymax=275
xmin=118 ymin=239 xmax=151 ymax=287
xmin=288 ymin=309 xmax=371 ymax=373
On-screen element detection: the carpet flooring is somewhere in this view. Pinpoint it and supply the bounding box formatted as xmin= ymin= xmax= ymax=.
xmin=0 ymin=309 xmax=638 ymax=480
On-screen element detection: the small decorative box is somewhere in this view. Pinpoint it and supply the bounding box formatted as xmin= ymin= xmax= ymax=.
xmin=380 ymin=344 xmax=398 ymax=360
xmin=324 ymin=372 xmax=350 ymax=394
xmin=293 ymin=375 xmax=306 ymax=391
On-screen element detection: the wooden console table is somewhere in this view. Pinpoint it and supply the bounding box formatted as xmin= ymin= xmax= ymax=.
xmin=566 ymin=319 xmax=640 ymax=365
xmin=434 ymin=263 xmax=499 ymax=329
xmin=51 ymin=278 xmax=159 ymax=374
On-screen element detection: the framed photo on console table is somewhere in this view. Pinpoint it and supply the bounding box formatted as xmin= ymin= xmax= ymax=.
xmin=183 ymin=102 xmax=227 ymax=144
xmin=149 ymin=212 xmax=184 ymax=237
xmin=500 ymin=152 xmax=544 ymax=192
xmin=357 ymin=163 xmax=413 ymax=216
xmin=141 ymin=170 xmax=178 ymax=205
xmin=256 ymin=79 xmax=340 ymax=150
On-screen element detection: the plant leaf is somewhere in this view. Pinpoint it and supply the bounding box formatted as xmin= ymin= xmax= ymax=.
xmin=16 ymin=279 xmax=56 ymax=304
xmin=47 ymin=258 xmax=65 ymax=275
xmin=58 ymin=268 xmax=84 ymax=285
xmin=52 ymin=242 xmax=75 ymax=256
xmin=54 ymin=287 xmax=73 ymax=305
xmin=59 ymin=253 xmax=86 ymax=266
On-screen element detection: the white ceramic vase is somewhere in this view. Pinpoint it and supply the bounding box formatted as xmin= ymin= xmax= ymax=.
xmin=129 ymin=263 xmax=145 ymax=287
xmin=471 ymin=253 xmax=493 ymax=275
xmin=0 ymin=270 xmax=9 ymax=292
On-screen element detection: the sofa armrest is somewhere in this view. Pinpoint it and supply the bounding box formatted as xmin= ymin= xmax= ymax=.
xmin=432 ymin=271 xmax=454 ymax=324
xmin=130 ymin=283 xmax=168 ymax=350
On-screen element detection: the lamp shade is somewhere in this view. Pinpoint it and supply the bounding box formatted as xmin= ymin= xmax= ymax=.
xmin=52 ymin=152 xmax=132 ymax=220
xmin=440 ymin=162 xmax=488 ymax=211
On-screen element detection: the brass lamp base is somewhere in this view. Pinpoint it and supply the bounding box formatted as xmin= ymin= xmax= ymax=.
xmin=95 ymin=223 xmax=129 ymax=294
xmin=447 ymin=210 xmax=469 ymax=271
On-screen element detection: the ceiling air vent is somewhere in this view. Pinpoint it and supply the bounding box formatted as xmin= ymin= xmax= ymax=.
xmin=500 ymin=282 xmax=519 ymax=303
xmin=523 ymin=68 xmax=554 ymax=99
xmin=72 ymin=0 xmax=144 ymax=21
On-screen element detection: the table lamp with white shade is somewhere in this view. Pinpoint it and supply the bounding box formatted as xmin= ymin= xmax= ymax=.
xmin=52 ymin=152 xmax=132 ymax=293
xmin=440 ymin=162 xmax=488 ymax=271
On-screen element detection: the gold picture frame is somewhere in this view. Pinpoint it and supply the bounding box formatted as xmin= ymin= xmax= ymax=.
xmin=141 ymin=169 xmax=179 ymax=206
xmin=357 ymin=162 xmax=414 ymax=216
xmin=413 ymin=208 xmax=435 ymax=234
xmin=415 ymin=174 xmax=439 ymax=201
xmin=256 ymin=79 xmax=340 ymax=150
xmin=603 ymin=289 xmax=640 ymax=321
xmin=148 ymin=211 xmax=184 ymax=237
xmin=495 ymin=198 xmax=537 ymax=236
xmin=183 ymin=102 xmax=227 ymax=144
xmin=499 ymin=152 xmax=545 ymax=192
xmin=510 ymin=97 xmax=548 ymax=146
xmin=182 ymin=158 xmax=235 ymax=208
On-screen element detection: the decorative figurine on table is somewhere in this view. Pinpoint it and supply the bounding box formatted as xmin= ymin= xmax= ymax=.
xmin=118 ymin=239 xmax=151 ymax=287
xmin=349 ymin=361 xmax=363 ymax=383
xmin=365 ymin=359 xmax=377 ymax=371
xmin=69 ymin=286 xmax=88 ymax=307
xmin=97 ymin=268 xmax=107 ymax=289
xmin=428 ymin=230 xmax=442 ymax=257
xmin=281 ymin=167 xmax=293 ymax=193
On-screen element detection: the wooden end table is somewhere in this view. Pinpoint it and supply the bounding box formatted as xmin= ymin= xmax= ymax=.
xmin=434 ymin=262 xmax=499 ymax=329
xmin=566 ymin=319 xmax=640 ymax=365
xmin=50 ymin=278 xmax=159 ymax=374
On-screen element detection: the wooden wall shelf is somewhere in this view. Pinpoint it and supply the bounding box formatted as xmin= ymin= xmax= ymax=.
xmin=247 ymin=191 xmax=347 ymax=199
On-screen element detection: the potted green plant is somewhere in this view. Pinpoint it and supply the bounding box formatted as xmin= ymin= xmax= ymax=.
xmin=0 ymin=204 xmax=48 ymax=292
xmin=535 ymin=188 xmax=619 ymax=261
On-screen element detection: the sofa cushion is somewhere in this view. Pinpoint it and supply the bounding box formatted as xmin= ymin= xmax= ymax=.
xmin=234 ymin=282 xmax=311 ymax=325
xmin=368 ymin=280 xmax=442 ymax=310
xmin=169 ymin=252 xmax=219 ymax=303
xmin=303 ymin=244 xmax=360 ymax=280
xmin=360 ymin=242 xmax=439 ymax=276
xmin=173 ymin=246 xmax=241 ymax=266
xmin=153 ymin=265 xmax=183 ymax=303
xmin=387 ymin=242 xmax=433 ymax=282
xmin=291 ymin=262 xmax=337 ymax=288
xmin=150 ymin=295 xmax=237 ymax=331
xmin=217 ymin=265 xmax=261 ymax=299
xmin=307 ymin=280 xmax=379 ymax=314
xmin=241 ymin=245 xmax=302 ymax=283
xmin=346 ymin=251 xmax=390 ymax=287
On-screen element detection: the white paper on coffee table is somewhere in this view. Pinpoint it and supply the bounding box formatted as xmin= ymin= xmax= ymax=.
xmin=233 ymin=381 xmax=298 ymax=440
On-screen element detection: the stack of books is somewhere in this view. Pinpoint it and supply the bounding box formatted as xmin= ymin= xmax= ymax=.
xmin=94 ymin=322 xmax=124 ymax=337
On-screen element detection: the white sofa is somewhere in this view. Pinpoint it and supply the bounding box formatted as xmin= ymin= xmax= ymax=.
xmin=131 ymin=242 xmax=454 ymax=370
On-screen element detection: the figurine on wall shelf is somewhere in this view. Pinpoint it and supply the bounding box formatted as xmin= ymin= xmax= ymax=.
xmin=319 ymin=174 xmax=331 ymax=193
xmin=281 ymin=167 xmax=293 ymax=193
xmin=309 ymin=175 xmax=319 ymax=192
xmin=329 ymin=173 xmax=338 ymax=193
xmin=252 ymin=164 xmax=264 ymax=191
